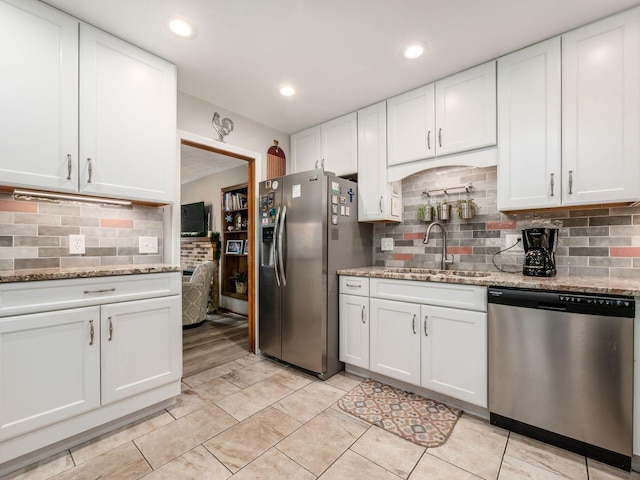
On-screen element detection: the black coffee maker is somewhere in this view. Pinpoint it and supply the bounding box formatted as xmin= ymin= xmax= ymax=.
xmin=522 ymin=228 xmax=558 ymax=277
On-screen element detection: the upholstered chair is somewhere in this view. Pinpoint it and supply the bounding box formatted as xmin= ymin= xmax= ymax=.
xmin=182 ymin=261 xmax=215 ymax=327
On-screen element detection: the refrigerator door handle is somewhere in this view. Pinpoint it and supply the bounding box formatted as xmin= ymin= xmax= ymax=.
xmin=273 ymin=207 xmax=282 ymax=286
xmin=278 ymin=205 xmax=287 ymax=286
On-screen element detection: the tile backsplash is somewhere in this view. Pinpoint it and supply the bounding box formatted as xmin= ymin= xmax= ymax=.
xmin=374 ymin=165 xmax=640 ymax=278
xmin=0 ymin=193 xmax=164 ymax=271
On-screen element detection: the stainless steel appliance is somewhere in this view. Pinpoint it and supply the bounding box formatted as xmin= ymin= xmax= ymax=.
xmin=522 ymin=227 xmax=558 ymax=276
xmin=488 ymin=287 xmax=635 ymax=470
xmin=258 ymin=170 xmax=372 ymax=379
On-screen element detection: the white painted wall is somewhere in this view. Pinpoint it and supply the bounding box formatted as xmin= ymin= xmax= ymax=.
xmin=177 ymin=91 xmax=290 ymax=180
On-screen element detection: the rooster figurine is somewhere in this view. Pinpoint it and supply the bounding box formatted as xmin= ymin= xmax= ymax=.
xmin=212 ymin=112 xmax=234 ymax=142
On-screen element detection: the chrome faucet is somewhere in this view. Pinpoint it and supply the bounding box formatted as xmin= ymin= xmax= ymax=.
xmin=423 ymin=221 xmax=453 ymax=270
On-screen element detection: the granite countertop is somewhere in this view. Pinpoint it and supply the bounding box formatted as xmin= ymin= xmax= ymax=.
xmin=0 ymin=264 xmax=182 ymax=283
xmin=337 ymin=266 xmax=640 ymax=297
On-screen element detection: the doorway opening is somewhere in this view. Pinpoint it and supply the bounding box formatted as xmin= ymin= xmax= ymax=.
xmin=178 ymin=134 xmax=258 ymax=377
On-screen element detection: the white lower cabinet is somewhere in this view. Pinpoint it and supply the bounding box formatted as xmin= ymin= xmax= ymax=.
xmin=370 ymin=298 xmax=421 ymax=384
xmin=340 ymin=276 xmax=487 ymax=408
xmin=420 ymin=305 xmax=487 ymax=406
xmin=0 ymin=273 xmax=181 ymax=467
xmin=339 ymin=294 xmax=370 ymax=369
xmin=101 ymin=296 xmax=181 ymax=405
xmin=0 ymin=307 xmax=100 ymax=442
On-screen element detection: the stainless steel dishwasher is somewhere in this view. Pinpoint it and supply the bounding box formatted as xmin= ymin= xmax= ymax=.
xmin=488 ymin=287 xmax=635 ymax=471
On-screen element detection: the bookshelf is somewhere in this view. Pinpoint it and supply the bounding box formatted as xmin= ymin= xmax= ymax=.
xmin=221 ymin=183 xmax=248 ymax=300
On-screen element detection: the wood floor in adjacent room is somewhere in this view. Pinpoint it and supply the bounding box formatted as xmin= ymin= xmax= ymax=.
xmin=182 ymin=312 xmax=249 ymax=378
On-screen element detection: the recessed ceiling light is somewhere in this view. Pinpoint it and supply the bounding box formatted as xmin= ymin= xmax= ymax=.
xmin=169 ymin=18 xmax=197 ymax=38
xmin=280 ymin=86 xmax=295 ymax=96
xmin=402 ymin=42 xmax=426 ymax=60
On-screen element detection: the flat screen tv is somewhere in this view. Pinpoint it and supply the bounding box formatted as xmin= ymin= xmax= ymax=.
xmin=181 ymin=201 xmax=206 ymax=233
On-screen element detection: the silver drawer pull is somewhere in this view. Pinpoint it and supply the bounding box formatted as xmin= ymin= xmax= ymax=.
xmin=108 ymin=316 xmax=113 ymax=341
xmin=345 ymin=283 xmax=361 ymax=288
xmin=84 ymin=288 xmax=116 ymax=294
xmin=89 ymin=319 xmax=94 ymax=345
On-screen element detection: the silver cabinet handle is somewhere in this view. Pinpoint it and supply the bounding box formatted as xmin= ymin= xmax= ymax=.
xmin=438 ymin=128 xmax=442 ymax=148
xmin=315 ymin=160 xmax=318 ymax=169
xmin=84 ymin=288 xmax=116 ymax=294
xmin=568 ymin=170 xmax=573 ymax=195
xmin=412 ymin=314 xmax=416 ymax=334
xmin=108 ymin=316 xmax=113 ymax=341
xmin=87 ymin=158 xmax=93 ymax=183
xmin=361 ymin=305 xmax=366 ymax=324
xmin=321 ymin=159 xmax=325 ymax=170
xmin=550 ymin=173 xmax=555 ymax=197
xmin=379 ymin=196 xmax=383 ymax=213
xmin=66 ymin=154 xmax=72 ymax=180
xmin=89 ymin=319 xmax=94 ymax=345
xmin=427 ymin=130 xmax=431 ymax=150
xmin=424 ymin=315 xmax=428 ymax=336
xmin=346 ymin=283 xmax=361 ymax=288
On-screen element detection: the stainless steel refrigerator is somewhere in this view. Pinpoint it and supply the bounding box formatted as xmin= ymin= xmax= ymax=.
xmin=258 ymin=169 xmax=372 ymax=379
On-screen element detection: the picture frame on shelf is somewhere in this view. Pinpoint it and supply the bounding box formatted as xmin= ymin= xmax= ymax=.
xmin=243 ymin=240 xmax=249 ymax=255
xmin=225 ymin=239 xmax=243 ymax=255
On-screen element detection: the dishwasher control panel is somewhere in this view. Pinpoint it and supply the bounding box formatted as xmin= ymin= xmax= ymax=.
xmin=558 ymin=294 xmax=633 ymax=308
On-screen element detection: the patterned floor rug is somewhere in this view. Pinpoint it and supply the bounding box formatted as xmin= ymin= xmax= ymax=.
xmin=338 ymin=379 xmax=462 ymax=448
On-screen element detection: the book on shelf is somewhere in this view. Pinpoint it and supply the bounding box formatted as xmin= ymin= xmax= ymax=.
xmin=224 ymin=192 xmax=247 ymax=211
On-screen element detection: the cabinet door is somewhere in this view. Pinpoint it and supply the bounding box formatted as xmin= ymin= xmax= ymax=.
xmin=339 ymin=294 xmax=369 ymax=369
xmin=79 ymin=24 xmax=177 ymax=203
xmin=291 ymin=126 xmax=322 ymax=173
xmin=421 ymin=305 xmax=487 ymax=407
xmin=370 ymin=299 xmax=421 ymax=384
xmin=387 ymin=84 xmax=435 ymax=165
xmin=497 ymin=38 xmax=562 ymax=211
xmin=357 ymin=102 xmax=402 ymax=222
xmin=0 ymin=0 xmax=79 ymax=193
xmin=101 ymin=296 xmax=181 ymax=405
xmin=562 ymin=8 xmax=640 ymax=206
xmin=435 ymin=61 xmax=497 ymax=156
xmin=321 ymin=112 xmax=357 ymax=176
xmin=0 ymin=307 xmax=100 ymax=442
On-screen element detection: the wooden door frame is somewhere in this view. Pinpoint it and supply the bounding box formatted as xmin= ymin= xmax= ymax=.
xmin=174 ymin=130 xmax=260 ymax=353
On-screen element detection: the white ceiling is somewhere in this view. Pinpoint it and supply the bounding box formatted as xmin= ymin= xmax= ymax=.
xmin=44 ymin=0 xmax=639 ymax=135
xmin=180 ymin=144 xmax=246 ymax=184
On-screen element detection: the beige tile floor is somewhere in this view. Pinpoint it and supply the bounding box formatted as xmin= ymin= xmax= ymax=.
xmin=5 ymin=355 xmax=640 ymax=480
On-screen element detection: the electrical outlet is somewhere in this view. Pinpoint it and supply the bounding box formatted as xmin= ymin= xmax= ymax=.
xmin=69 ymin=234 xmax=85 ymax=255
xmin=505 ymin=234 xmax=523 ymax=254
xmin=381 ymin=237 xmax=394 ymax=251
xmin=139 ymin=236 xmax=158 ymax=254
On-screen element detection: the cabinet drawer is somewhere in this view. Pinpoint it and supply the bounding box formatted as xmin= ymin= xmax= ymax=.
xmin=0 ymin=272 xmax=181 ymax=317
xmin=340 ymin=276 xmax=370 ymax=296
xmin=370 ymin=278 xmax=487 ymax=312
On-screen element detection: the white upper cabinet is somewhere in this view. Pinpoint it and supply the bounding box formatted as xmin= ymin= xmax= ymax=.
xmin=562 ymin=8 xmax=640 ymax=206
xmin=387 ymin=85 xmax=435 ymax=166
xmin=79 ymin=25 xmax=177 ymax=203
xmin=387 ymin=61 xmax=496 ymax=167
xmin=290 ymin=126 xmax=321 ymax=173
xmin=435 ymin=61 xmax=497 ymax=156
xmin=0 ymin=0 xmax=79 ymax=193
xmin=357 ymin=102 xmax=402 ymax=222
xmin=497 ymin=38 xmax=562 ymax=210
xmin=291 ymin=112 xmax=357 ymax=176
xmin=0 ymin=0 xmax=177 ymax=204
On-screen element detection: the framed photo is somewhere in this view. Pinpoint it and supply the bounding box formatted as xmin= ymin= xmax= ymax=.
xmin=225 ymin=239 xmax=243 ymax=255
xmin=243 ymin=239 xmax=249 ymax=255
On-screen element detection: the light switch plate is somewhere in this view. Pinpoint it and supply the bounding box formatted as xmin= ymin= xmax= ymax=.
xmin=381 ymin=237 xmax=394 ymax=251
xmin=139 ymin=236 xmax=158 ymax=254
xmin=69 ymin=235 xmax=85 ymax=255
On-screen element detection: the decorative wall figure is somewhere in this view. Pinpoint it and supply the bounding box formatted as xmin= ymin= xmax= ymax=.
xmin=212 ymin=112 xmax=234 ymax=142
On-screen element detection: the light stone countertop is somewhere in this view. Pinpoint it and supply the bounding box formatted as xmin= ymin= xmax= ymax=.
xmin=0 ymin=264 xmax=182 ymax=283
xmin=337 ymin=266 xmax=640 ymax=297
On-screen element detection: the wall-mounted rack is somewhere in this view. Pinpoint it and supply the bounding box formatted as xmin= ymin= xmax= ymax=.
xmin=422 ymin=182 xmax=473 ymax=198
